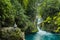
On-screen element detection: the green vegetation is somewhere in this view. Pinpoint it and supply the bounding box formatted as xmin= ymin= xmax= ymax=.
xmin=0 ymin=0 xmax=60 ymax=40
xmin=0 ymin=0 xmax=15 ymax=27
xmin=39 ymin=0 xmax=60 ymax=33
xmin=0 ymin=0 xmax=38 ymax=40
xmin=0 ymin=0 xmax=38 ymax=32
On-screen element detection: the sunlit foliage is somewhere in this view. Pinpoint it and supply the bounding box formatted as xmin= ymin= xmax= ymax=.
xmin=39 ymin=0 xmax=60 ymax=33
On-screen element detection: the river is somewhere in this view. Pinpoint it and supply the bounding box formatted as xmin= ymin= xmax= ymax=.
xmin=25 ymin=18 xmax=60 ymax=40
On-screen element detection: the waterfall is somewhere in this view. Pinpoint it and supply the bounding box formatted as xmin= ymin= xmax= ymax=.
xmin=36 ymin=17 xmax=52 ymax=35
xmin=25 ymin=17 xmax=59 ymax=40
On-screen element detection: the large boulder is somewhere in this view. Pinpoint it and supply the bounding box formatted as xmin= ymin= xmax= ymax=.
xmin=0 ymin=27 xmax=25 ymax=40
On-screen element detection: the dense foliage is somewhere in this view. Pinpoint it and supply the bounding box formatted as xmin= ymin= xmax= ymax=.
xmin=0 ymin=0 xmax=38 ymax=33
xmin=0 ymin=0 xmax=38 ymax=40
xmin=39 ymin=0 xmax=60 ymax=33
xmin=1 ymin=0 xmax=60 ymax=40
xmin=0 ymin=0 xmax=15 ymax=27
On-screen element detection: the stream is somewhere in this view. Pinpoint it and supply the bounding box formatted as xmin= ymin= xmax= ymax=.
xmin=25 ymin=18 xmax=60 ymax=40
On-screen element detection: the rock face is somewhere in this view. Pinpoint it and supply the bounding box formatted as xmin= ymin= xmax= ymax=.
xmin=0 ymin=27 xmax=25 ymax=40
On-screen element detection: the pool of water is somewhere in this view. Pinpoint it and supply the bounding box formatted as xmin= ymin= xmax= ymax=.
xmin=25 ymin=32 xmax=60 ymax=40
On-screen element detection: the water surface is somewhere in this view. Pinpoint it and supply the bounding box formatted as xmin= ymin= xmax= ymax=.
xmin=25 ymin=32 xmax=60 ymax=40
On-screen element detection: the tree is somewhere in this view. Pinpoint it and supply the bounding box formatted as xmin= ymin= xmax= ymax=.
xmin=0 ymin=0 xmax=15 ymax=27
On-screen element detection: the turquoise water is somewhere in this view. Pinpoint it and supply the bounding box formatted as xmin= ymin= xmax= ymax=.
xmin=25 ymin=32 xmax=60 ymax=40
xmin=25 ymin=18 xmax=60 ymax=40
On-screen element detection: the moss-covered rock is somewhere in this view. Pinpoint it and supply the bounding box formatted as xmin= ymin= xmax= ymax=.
xmin=0 ymin=27 xmax=25 ymax=40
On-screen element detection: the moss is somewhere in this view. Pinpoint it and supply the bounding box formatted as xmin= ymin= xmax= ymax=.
xmin=1 ymin=27 xmax=25 ymax=40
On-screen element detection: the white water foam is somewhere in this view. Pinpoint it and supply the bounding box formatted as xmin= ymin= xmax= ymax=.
xmin=37 ymin=18 xmax=52 ymax=35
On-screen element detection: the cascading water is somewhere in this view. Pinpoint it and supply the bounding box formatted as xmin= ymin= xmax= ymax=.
xmin=37 ymin=18 xmax=52 ymax=35
xmin=25 ymin=17 xmax=60 ymax=40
